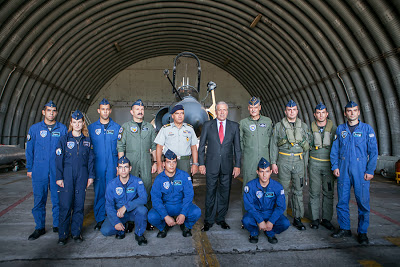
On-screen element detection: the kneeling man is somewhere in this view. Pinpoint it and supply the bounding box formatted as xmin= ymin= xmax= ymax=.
xmin=100 ymin=156 xmax=148 ymax=246
xmin=242 ymin=157 xmax=290 ymax=244
xmin=148 ymin=149 xmax=201 ymax=238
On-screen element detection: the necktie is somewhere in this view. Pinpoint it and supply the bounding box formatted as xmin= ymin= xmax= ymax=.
xmin=219 ymin=121 xmax=224 ymax=144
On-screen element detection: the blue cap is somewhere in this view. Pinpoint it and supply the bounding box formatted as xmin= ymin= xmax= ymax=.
xmin=249 ymin=97 xmax=260 ymax=106
xmin=315 ymin=102 xmax=326 ymax=111
xmin=345 ymin=101 xmax=358 ymax=109
xmin=164 ymin=149 xmax=177 ymax=160
xmin=44 ymin=100 xmax=56 ymax=108
xmin=258 ymin=157 xmax=270 ymax=169
xmin=170 ymin=104 xmax=184 ymax=114
xmin=286 ymin=99 xmax=297 ymax=107
xmin=99 ymin=98 xmax=110 ymax=106
xmin=132 ymin=99 xmax=144 ymax=107
xmin=117 ymin=156 xmax=130 ymax=165
xmin=71 ymin=110 xmax=84 ymax=120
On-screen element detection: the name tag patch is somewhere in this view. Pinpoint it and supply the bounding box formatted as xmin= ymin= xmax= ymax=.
xmin=259 ymin=123 xmax=266 ymax=128
xmin=52 ymin=132 xmax=60 ymax=137
xmin=106 ymin=130 xmax=114 ymax=135
xmin=173 ymin=180 xmax=182 ymax=186
xmin=265 ymin=192 xmax=275 ymax=197
xmin=142 ymin=127 xmax=149 ymax=131
xmin=353 ymin=132 xmax=362 ymax=137
xmin=126 ymin=187 xmax=135 ymax=193
xmin=83 ymin=141 xmax=90 ymax=147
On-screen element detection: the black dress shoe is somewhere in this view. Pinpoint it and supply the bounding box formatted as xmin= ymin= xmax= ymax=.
xmin=53 ymin=227 xmax=59 ymax=233
xmin=72 ymin=235 xmax=83 ymax=243
xmin=266 ymin=234 xmax=278 ymax=244
xmin=320 ymin=219 xmax=335 ymax=230
xmin=115 ymin=232 xmax=126 ymax=239
xmin=135 ymin=234 xmax=148 ymax=246
xmin=201 ymin=222 xmax=213 ymax=232
xmin=125 ymin=222 xmax=135 ymax=233
xmin=146 ymin=222 xmax=154 ymax=231
xmin=216 ymin=221 xmax=230 ymax=229
xmin=293 ymin=218 xmax=306 ymax=230
xmin=241 ymin=224 xmax=244 ymax=229
xmin=94 ymin=220 xmax=104 ymax=230
xmin=310 ymin=219 xmax=319 ymax=229
xmin=58 ymin=238 xmax=67 ymax=246
xmin=180 ymin=224 xmax=192 ymax=237
xmin=357 ymin=233 xmax=369 ymax=245
xmin=28 ymin=228 xmax=45 ymax=240
xmin=249 ymin=235 xmax=258 ymax=243
xmin=331 ymin=228 xmax=352 ymax=238
xmin=157 ymin=226 xmax=170 ymax=238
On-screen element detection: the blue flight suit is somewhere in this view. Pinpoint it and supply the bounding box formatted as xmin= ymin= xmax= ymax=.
xmin=148 ymin=169 xmax=201 ymax=230
xmin=330 ymin=121 xmax=378 ymax=234
xmin=101 ymin=174 xmax=148 ymax=237
xmin=55 ymin=132 xmax=95 ymax=239
xmin=88 ymin=118 xmax=121 ymax=223
xmin=26 ymin=121 xmax=67 ymax=230
xmin=242 ymin=178 xmax=290 ymax=237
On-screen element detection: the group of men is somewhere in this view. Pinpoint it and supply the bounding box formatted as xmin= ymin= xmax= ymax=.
xmin=26 ymin=95 xmax=378 ymax=246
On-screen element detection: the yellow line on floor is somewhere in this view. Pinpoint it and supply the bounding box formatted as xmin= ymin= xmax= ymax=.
xmin=192 ymin=222 xmax=220 ymax=267
xmin=82 ymin=210 xmax=95 ymax=228
xmin=359 ymin=260 xmax=382 ymax=267
xmin=286 ymin=208 xmax=311 ymax=223
xmin=385 ymin=236 xmax=400 ymax=246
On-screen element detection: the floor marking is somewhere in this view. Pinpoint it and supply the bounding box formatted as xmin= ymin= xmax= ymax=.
xmin=0 ymin=192 xmax=33 ymax=217
xmin=350 ymin=200 xmax=400 ymax=227
xmin=192 ymin=223 xmax=220 ymax=267
xmin=359 ymin=260 xmax=382 ymax=267
xmin=385 ymin=237 xmax=400 ymax=246
xmin=82 ymin=210 xmax=95 ymax=228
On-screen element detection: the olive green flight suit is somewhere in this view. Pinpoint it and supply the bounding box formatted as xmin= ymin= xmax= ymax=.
xmin=117 ymin=120 xmax=156 ymax=209
xmin=239 ymin=115 xmax=273 ymax=215
xmin=308 ymin=120 xmax=336 ymax=221
xmin=270 ymin=118 xmax=310 ymax=218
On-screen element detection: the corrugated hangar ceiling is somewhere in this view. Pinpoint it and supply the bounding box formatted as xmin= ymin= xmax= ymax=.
xmin=0 ymin=0 xmax=399 ymax=156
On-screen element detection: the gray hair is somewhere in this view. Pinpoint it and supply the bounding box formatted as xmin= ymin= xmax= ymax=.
xmin=216 ymin=101 xmax=228 ymax=110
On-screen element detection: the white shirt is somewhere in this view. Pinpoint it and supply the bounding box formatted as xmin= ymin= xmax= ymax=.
xmin=216 ymin=119 xmax=226 ymax=136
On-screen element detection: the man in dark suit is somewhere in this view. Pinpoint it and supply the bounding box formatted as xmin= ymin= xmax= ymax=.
xmin=199 ymin=101 xmax=241 ymax=231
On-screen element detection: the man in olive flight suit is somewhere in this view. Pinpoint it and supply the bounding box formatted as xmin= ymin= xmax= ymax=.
xmin=270 ymin=99 xmax=310 ymax=230
xmin=308 ymin=103 xmax=336 ymax=231
xmin=117 ymin=99 xmax=157 ymax=231
xmin=239 ymin=97 xmax=273 ymax=216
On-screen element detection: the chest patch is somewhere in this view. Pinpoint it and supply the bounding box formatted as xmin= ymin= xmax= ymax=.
xmin=168 ymin=132 xmax=174 ymax=136
xmin=256 ymin=190 xmax=263 ymax=199
xmin=259 ymin=123 xmax=266 ymax=128
xmin=265 ymin=192 xmax=275 ymax=197
xmin=131 ymin=127 xmax=138 ymax=133
xmin=67 ymin=141 xmax=75 ymax=149
xmin=52 ymin=132 xmax=60 ymax=137
xmin=142 ymin=127 xmax=149 ymax=131
xmin=353 ymin=132 xmax=362 ymax=137
xmin=95 ymin=129 xmax=101 ymax=135
xmin=83 ymin=141 xmax=90 ymax=147
xmin=40 ymin=130 xmax=47 ymax=138
xmin=163 ymin=181 xmax=170 ymax=189
xmin=249 ymin=125 xmax=256 ymax=132
xmin=116 ymin=187 xmax=123 ymax=195
xmin=173 ymin=180 xmax=182 ymax=186
xmin=126 ymin=187 xmax=135 ymax=193
xmin=341 ymin=131 xmax=348 ymax=139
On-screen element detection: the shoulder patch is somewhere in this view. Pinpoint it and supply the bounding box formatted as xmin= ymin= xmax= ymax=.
xmin=27 ymin=134 xmax=31 ymax=141
xmin=244 ymin=186 xmax=249 ymax=193
xmin=187 ymin=123 xmax=194 ymax=128
xmin=56 ymin=148 xmax=62 ymax=156
xmin=369 ymin=133 xmax=375 ymax=138
xmin=188 ymin=176 xmax=191 ymax=181
xmin=119 ymin=127 xmax=123 ymax=133
xmin=138 ymin=181 xmax=143 ymax=184
xmin=281 ymin=189 xmax=284 ymax=195
xmin=163 ymin=124 xmax=171 ymax=128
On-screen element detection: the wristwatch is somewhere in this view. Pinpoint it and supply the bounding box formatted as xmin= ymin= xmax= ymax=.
xmin=192 ymin=162 xmax=199 ymax=166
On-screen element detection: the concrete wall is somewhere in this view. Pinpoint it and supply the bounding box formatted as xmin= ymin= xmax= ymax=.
xmin=86 ymin=55 xmax=250 ymax=126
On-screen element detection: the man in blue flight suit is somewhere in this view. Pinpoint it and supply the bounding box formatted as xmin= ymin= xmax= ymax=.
xmin=88 ymin=98 xmax=121 ymax=230
xmin=148 ymin=149 xmax=201 ymax=238
xmin=100 ymin=156 xmax=148 ymax=246
xmin=242 ymin=157 xmax=290 ymax=244
xmin=330 ymin=101 xmax=378 ymax=245
xmin=26 ymin=100 xmax=68 ymax=240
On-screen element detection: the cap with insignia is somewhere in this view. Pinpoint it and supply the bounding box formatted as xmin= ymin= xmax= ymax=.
xmin=99 ymin=98 xmax=110 ymax=106
xmin=117 ymin=156 xmax=130 ymax=165
xmin=345 ymin=101 xmax=358 ymax=109
xmin=170 ymin=104 xmax=184 ymax=114
xmin=45 ymin=100 xmax=56 ymax=108
xmin=315 ymin=102 xmax=326 ymax=111
xmin=258 ymin=157 xmax=270 ymax=169
xmin=286 ymin=99 xmax=297 ymax=107
xmin=71 ymin=110 xmax=84 ymax=120
xmin=249 ymin=97 xmax=260 ymax=106
xmin=132 ymin=99 xmax=144 ymax=107
xmin=164 ymin=149 xmax=177 ymax=160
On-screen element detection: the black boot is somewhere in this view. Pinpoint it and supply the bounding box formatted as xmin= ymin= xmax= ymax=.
xmin=310 ymin=219 xmax=319 ymax=229
xmin=125 ymin=221 xmax=135 ymax=233
xmin=331 ymin=228 xmax=352 ymax=238
xmin=135 ymin=234 xmax=148 ymax=246
xmin=180 ymin=224 xmax=192 ymax=237
xmin=320 ymin=219 xmax=335 ymax=230
xmin=28 ymin=229 xmax=45 ymax=240
xmin=157 ymin=226 xmax=170 ymax=238
xmin=94 ymin=220 xmax=104 ymax=230
xmin=293 ymin=218 xmax=306 ymax=230
xmin=249 ymin=235 xmax=258 ymax=243
xmin=357 ymin=233 xmax=369 ymax=245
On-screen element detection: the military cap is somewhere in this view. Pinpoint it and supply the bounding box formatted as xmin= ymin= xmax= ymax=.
xmin=315 ymin=102 xmax=327 ymax=111
xmin=249 ymin=97 xmax=260 ymax=106
xmin=99 ymin=98 xmax=110 ymax=106
xmin=44 ymin=100 xmax=56 ymax=108
xmin=258 ymin=157 xmax=270 ymax=169
xmin=286 ymin=99 xmax=297 ymax=107
xmin=164 ymin=149 xmax=177 ymax=160
xmin=132 ymin=99 xmax=144 ymax=107
xmin=170 ymin=104 xmax=184 ymax=114
xmin=345 ymin=101 xmax=358 ymax=109
xmin=71 ymin=110 xmax=84 ymax=120
xmin=117 ymin=156 xmax=131 ymax=165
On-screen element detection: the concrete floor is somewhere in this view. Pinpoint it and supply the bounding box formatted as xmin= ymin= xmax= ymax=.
xmin=0 ymin=169 xmax=399 ymax=267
